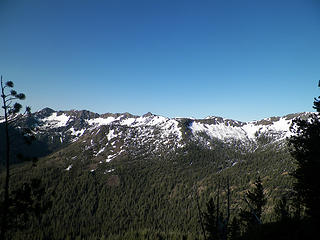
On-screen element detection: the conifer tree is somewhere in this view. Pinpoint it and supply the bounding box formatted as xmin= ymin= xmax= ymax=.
xmin=203 ymin=179 xmax=231 ymax=240
xmin=228 ymin=217 xmax=240 ymax=240
xmin=204 ymin=197 xmax=217 ymax=240
xmin=274 ymin=196 xmax=290 ymax=222
xmin=240 ymin=177 xmax=266 ymax=230
xmin=289 ymin=80 xmax=320 ymax=221
xmin=0 ymin=76 xmax=31 ymax=239
xmin=313 ymin=80 xmax=320 ymax=112
xmin=246 ymin=177 xmax=266 ymax=221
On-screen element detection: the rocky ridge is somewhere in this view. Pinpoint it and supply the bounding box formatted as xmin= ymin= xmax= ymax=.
xmin=16 ymin=109 xmax=311 ymax=164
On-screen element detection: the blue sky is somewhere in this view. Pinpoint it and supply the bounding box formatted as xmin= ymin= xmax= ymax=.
xmin=1 ymin=0 xmax=320 ymax=121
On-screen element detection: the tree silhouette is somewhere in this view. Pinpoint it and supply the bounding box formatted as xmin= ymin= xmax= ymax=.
xmin=204 ymin=197 xmax=218 ymax=240
xmin=274 ymin=196 xmax=290 ymax=222
xmin=0 ymin=76 xmax=31 ymax=239
xmin=228 ymin=217 xmax=240 ymax=240
xmin=313 ymin=80 xmax=320 ymax=112
xmin=289 ymin=81 xmax=320 ymax=222
xmin=246 ymin=177 xmax=266 ymax=221
xmin=240 ymin=177 xmax=266 ymax=231
xmin=203 ymin=178 xmax=231 ymax=240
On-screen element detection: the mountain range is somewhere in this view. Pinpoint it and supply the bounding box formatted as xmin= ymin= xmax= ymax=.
xmin=8 ymin=108 xmax=309 ymax=164
xmin=1 ymin=108 xmax=311 ymax=169
xmin=1 ymin=107 xmax=314 ymax=239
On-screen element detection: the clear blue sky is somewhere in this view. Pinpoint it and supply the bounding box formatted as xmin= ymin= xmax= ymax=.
xmin=1 ymin=0 xmax=320 ymax=121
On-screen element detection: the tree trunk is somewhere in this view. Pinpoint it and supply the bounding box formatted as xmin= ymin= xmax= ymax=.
xmin=1 ymin=77 xmax=11 ymax=239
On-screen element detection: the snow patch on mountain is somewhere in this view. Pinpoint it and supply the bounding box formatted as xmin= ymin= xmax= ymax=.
xmin=241 ymin=123 xmax=258 ymax=139
xmin=87 ymin=117 xmax=116 ymax=126
xmin=69 ymin=127 xmax=85 ymax=137
xmin=191 ymin=121 xmax=247 ymax=141
xmin=191 ymin=116 xmax=294 ymax=142
xmin=271 ymin=117 xmax=292 ymax=133
xmin=107 ymin=129 xmax=117 ymax=141
xmin=120 ymin=118 xmax=135 ymax=126
xmin=95 ymin=147 xmax=105 ymax=156
xmin=245 ymin=117 xmax=293 ymax=141
xmin=65 ymin=164 xmax=73 ymax=171
xmin=42 ymin=112 xmax=70 ymax=128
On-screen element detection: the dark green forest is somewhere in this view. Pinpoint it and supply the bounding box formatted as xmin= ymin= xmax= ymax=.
xmin=0 ymin=143 xmax=301 ymax=239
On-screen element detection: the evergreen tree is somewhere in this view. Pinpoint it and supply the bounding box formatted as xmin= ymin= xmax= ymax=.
xmin=203 ymin=179 xmax=231 ymax=240
xmin=203 ymin=197 xmax=217 ymax=240
xmin=289 ymin=80 xmax=320 ymax=222
xmin=246 ymin=177 xmax=266 ymax=221
xmin=240 ymin=177 xmax=266 ymax=230
xmin=313 ymin=80 xmax=320 ymax=112
xmin=0 ymin=76 xmax=30 ymax=239
xmin=274 ymin=196 xmax=290 ymax=222
xmin=228 ymin=217 xmax=240 ymax=240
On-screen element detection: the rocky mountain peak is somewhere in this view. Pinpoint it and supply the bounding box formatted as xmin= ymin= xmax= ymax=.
xmin=142 ymin=112 xmax=155 ymax=117
xmin=34 ymin=107 xmax=55 ymax=118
